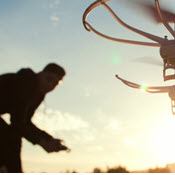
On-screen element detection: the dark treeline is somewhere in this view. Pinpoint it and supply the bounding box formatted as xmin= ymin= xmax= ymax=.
xmin=92 ymin=165 xmax=171 ymax=173
xmin=93 ymin=166 xmax=129 ymax=173
xmin=62 ymin=164 xmax=171 ymax=173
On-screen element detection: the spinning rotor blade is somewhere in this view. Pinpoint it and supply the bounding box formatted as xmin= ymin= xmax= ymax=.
xmin=133 ymin=57 xmax=163 ymax=66
xmin=137 ymin=2 xmax=175 ymax=24
xmin=113 ymin=0 xmax=175 ymax=24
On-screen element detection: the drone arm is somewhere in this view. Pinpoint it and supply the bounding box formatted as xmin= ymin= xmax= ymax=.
xmin=116 ymin=75 xmax=141 ymax=88
xmin=102 ymin=3 xmax=166 ymax=44
xmin=83 ymin=0 xmax=165 ymax=45
xmin=83 ymin=0 xmax=111 ymax=31
xmin=116 ymin=75 xmax=170 ymax=93
xmin=85 ymin=22 xmax=160 ymax=47
xmin=155 ymin=0 xmax=175 ymax=38
xmin=146 ymin=89 xmax=169 ymax=93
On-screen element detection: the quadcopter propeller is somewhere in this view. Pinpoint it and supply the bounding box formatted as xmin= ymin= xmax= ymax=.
xmin=113 ymin=0 xmax=175 ymax=24
xmin=135 ymin=1 xmax=175 ymax=24
xmin=133 ymin=56 xmax=163 ymax=67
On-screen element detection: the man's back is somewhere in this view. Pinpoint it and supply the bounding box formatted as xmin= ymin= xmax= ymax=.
xmin=0 ymin=68 xmax=38 ymax=173
xmin=0 ymin=68 xmax=41 ymax=119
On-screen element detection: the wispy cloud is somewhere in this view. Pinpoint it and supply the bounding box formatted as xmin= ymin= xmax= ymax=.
xmin=32 ymin=105 xmax=96 ymax=148
xmin=50 ymin=15 xmax=59 ymax=22
xmin=49 ymin=0 xmax=61 ymax=9
xmin=33 ymin=105 xmax=89 ymax=135
xmin=104 ymin=119 xmax=121 ymax=131
xmin=91 ymin=109 xmax=124 ymax=133
xmin=46 ymin=0 xmax=61 ymax=25
xmin=32 ymin=106 xmax=133 ymax=151
xmin=50 ymin=14 xmax=59 ymax=25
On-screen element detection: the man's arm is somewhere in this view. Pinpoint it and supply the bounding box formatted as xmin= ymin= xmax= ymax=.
xmin=11 ymin=113 xmax=69 ymax=153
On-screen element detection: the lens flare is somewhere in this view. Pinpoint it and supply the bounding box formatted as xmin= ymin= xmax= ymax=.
xmin=112 ymin=54 xmax=121 ymax=65
xmin=140 ymin=84 xmax=149 ymax=91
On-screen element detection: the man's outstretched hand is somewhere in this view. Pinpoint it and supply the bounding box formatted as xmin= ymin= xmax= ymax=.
xmin=39 ymin=138 xmax=71 ymax=153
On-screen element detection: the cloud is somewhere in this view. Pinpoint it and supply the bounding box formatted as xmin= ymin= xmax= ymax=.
xmin=48 ymin=0 xmax=61 ymax=25
xmin=50 ymin=13 xmax=59 ymax=26
xmin=49 ymin=0 xmax=61 ymax=9
xmin=32 ymin=105 xmax=97 ymax=147
xmin=105 ymin=119 xmax=120 ymax=131
xmin=32 ymin=106 xmax=89 ymax=136
xmin=50 ymin=13 xmax=60 ymax=25
xmin=50 ymin=15 xmax=59 ymax=22
xmin=32 ymin=106 xmax=132 ymax=150
xmin=91 ymin=109 xmax=124 ymax=133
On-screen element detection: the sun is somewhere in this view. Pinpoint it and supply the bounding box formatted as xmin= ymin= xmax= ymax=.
xmin=149 ymin=116 xmax=175 ymax=166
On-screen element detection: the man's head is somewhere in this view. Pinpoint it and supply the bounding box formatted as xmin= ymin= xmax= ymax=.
xmin=38 ymin=63 xmax=66 ymax=93
xmin=43 ymin=63 xmax=66 ymax=78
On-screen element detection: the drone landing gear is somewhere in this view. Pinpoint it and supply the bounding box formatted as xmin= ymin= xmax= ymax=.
xmin=171 ymin=100 xmax=175 ymax=115
xmin=116 ymin=75 xmax=175 ymax=115
xmin=163 ymin=62 xmax=175 ymax=81
xmin=168 ymin=86 xmax=175 ymax=115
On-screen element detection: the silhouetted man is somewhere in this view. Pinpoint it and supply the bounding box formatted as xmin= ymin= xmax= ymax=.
xmin=0 ymin=63 xmax=69 ymax=173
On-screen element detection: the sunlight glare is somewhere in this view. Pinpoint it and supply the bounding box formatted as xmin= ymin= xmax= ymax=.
xmin=140 ymin=84 xmax=149 ymax=91
xmin=111 ymin=53 xmax=121 ymax=65
xmin=150 ymin=116 xmax=175 ymax=165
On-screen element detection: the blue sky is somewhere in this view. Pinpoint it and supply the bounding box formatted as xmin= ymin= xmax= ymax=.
xmin=2 ymin=0 xmax=175 ymax=173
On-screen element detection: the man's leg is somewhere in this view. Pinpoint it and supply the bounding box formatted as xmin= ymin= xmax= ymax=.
xmin=0 ymin=118 xmax=22 ymax=173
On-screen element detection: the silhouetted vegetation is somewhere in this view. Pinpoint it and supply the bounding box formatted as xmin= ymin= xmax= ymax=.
xmin=147 ymin=166 xmax=171 ymax=173
xmin=107 ymin=166 xmax=129 ymax=173
xmin=91 ymin=164 xmax=172 ymax=173
xmin=92 ymin=165 xmax=129 ymax=173
xmin=93 ymin=167 xmax=102 ymax=173
xmin=58 ymin=164 xmax=174 ymax=173
xmin=61 ymin=170 xmax=78 ymax=173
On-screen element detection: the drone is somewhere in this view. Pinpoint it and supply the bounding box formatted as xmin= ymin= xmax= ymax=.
xmin=83 ymin=0 xmax=175 ymax=114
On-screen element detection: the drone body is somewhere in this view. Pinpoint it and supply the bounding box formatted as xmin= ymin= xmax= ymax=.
xmin=83 ymin=0 xmax=175 ymax=114
xmin=160 ymin=41 xmax=175 ymax=64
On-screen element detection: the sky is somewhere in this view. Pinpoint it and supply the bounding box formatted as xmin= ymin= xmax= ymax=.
xmin=1 ymin=0 xmax=175 ymax=173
